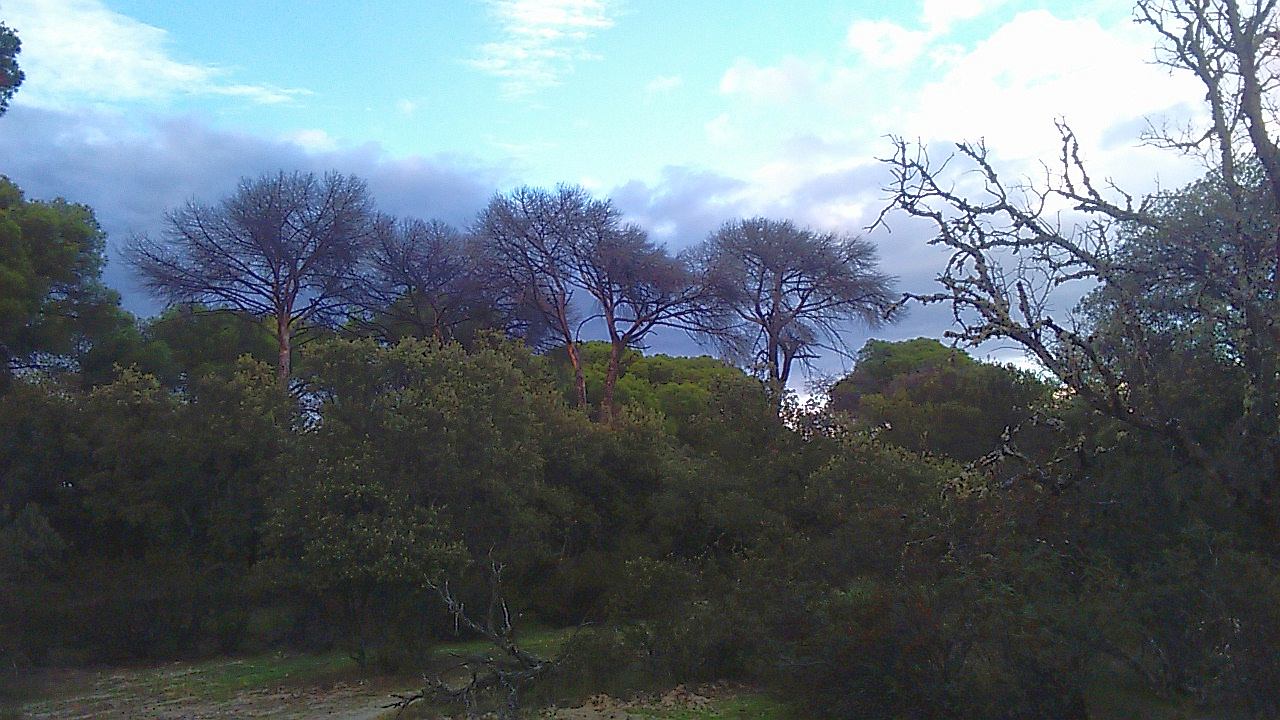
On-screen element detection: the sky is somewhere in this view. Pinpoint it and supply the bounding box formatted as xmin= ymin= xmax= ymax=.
xmin=0 ymin=0 xmax=1210 ymax=384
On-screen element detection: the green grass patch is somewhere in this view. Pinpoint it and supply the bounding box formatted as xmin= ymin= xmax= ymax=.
xmin=429 ymin=625 xmax=570 ymax=659
xmin=172 ymin=651 xmax=358 ymax=700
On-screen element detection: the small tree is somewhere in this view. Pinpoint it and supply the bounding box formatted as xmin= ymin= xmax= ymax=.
xmin=390 ymin=560 xmax=574 ymax=720
xmin=354 ymin=218 xmax=474 ymax=342
xmin=351 ymin=217 xmax=536 ymax=346
xmin=830 ymin=338 xmax=1053 ymax=463
xmin=129 ymin=171 xmax=379 ymax=384
xmin=694 ymin=218 xmax=896 ymax=404
xmin=477 ymin=184 xmax=720 ymax=419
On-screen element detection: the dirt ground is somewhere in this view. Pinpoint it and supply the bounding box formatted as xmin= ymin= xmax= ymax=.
xmin=4 ymin=660 xmax=759 ymax=720
xmin=540 ymin=685 xmax=723 ymax=719
xmin=5 ymin=663 xmax=410 ymax=720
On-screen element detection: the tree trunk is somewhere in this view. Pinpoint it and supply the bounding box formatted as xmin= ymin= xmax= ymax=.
xmin=764 ymin=336 xmax=785 ymax=413
xmin=565 ymin=341 xmax=587 ymax=408
xmin=602 ymin=339 xmax=623 ymax=424
xmin=276 ymin=313 xmax=291 ymax=385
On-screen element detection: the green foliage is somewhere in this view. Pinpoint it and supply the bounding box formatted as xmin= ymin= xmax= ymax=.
xmin=0 ymin=177 xmax=127 ymax=386
xmin=830 ymin=338 xmax=1053 ymax=462
xmin=554 ymin=341 xmax=775 ymax=452
xmin=300 ymin=337 xmax=572 ymax=556
xmin=0 ymin=379 xmax=92 ymax=534
xmin=263 ymin=464 xmax=461 ymax=665
xmin=0 ymin=23 xmax=21 ymax=115
xmin=0 ymin=504 xmax=65 ymax=579
xmin=0 ymin=359 xmax=290 ymax=660
xmin=80 ymin=306 xmax=276 ymax=388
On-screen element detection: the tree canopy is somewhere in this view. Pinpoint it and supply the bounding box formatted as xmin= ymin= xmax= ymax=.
xmin=694 ymin=218 xmax=896 ymax=403
xmin=0 ymin=177 xmax=126 ymax=388
xmin=129 ymin=171 xmax=380 ymax=383
xmin=830 ymin=338 xmax=1052 ymax=462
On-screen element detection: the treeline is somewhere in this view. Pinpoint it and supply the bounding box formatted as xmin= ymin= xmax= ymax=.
xmin=126 ymin=176 xmax=894 ymax=419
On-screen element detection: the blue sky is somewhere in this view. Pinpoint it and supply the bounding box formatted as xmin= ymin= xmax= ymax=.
xmin=0 ymin=0 xmax=1209 ymax=380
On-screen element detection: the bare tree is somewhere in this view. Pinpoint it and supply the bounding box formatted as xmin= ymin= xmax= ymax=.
xmin=129 ymin=171 xmax=379 ymax=384
xmin=349 ymin=217 xmax=532 ymax=345
xmin=474 ymin=186 xmax=596 ymax=408
xmin=388 ymin=561 xmax=573 ymax=720
xmin=876 ymin=0 xmax=1280 ymax=535
xmin=354 ymin=218 xmax=471 ymax=342
xmin=571 ymin=208 xmax=711 ymax=422
xmin=476 ymin=185 xmax=716 ymax=419
xmin=693 ymin=218 xmax=897 ymax=404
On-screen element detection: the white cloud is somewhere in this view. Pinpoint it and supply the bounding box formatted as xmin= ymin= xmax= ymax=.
xmin=3 ymin=0 xmax=308 ymax=108
xmin=644 ymin=74 xmax=682 ymax=98
xmin=846 ymin=20 xmax=930 ymax=68
xmin=396 ymin=98 xmax=418 ymax=116
xmin=704 ymin=113 xmax=736 ymax=146
xmin=905 ymin=11 xmax=1205 ymax=167
xmin=920 ymin=0 xmax=1007 ymax=32
xmin=285 ymin=128 xmax=339 ymax=153
xmin=719 ymin=57 xmax=815 ymax=103
xmin=712 ymin=7 xmax=1206 ymax=204
xmin=471 ymin=0 xmax=615 ymax=97
xmin=846 ymin=0 xmax=1009 ymax=70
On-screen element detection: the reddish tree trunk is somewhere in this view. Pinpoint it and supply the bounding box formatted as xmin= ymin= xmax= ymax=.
xmin=276 ymin=313 xmax=291 ymax=385
xmin=565 ymin=341 xmax=587 ymax=408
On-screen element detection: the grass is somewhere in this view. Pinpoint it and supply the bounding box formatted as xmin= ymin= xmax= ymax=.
xmin=0 ymin=626 xmax=587 ymax=720
xmin=9 ymin=636 xmax=1224 ymax=720
xmin=428 ymin=624 xmax=570 ymax=660
xmin=1077 ymin=659 xmax=1259 ymax=720
xmin=163 ymin=651 xmax=358 ymax=700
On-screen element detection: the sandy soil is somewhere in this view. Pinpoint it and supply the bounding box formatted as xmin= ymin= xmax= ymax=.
xmin=6 ymin=662 xmax=739 ymax=720
xmin=539 ymin=684 xmax=727 ymax=720
xmin=8 ymin=665 xmax=411 ymax=720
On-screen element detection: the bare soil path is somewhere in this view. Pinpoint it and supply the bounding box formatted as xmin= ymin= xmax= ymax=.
xmin=3 ymin=653 xmax=412 ymax=719
xmin=2 ymin=649 xmax=783 ymax=720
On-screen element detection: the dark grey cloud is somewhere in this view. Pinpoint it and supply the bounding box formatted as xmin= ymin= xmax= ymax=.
xmin=611 ymin=166 xmax=750 ymax=251
xmin=0 ymin=106 xmax=507 ymax=314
